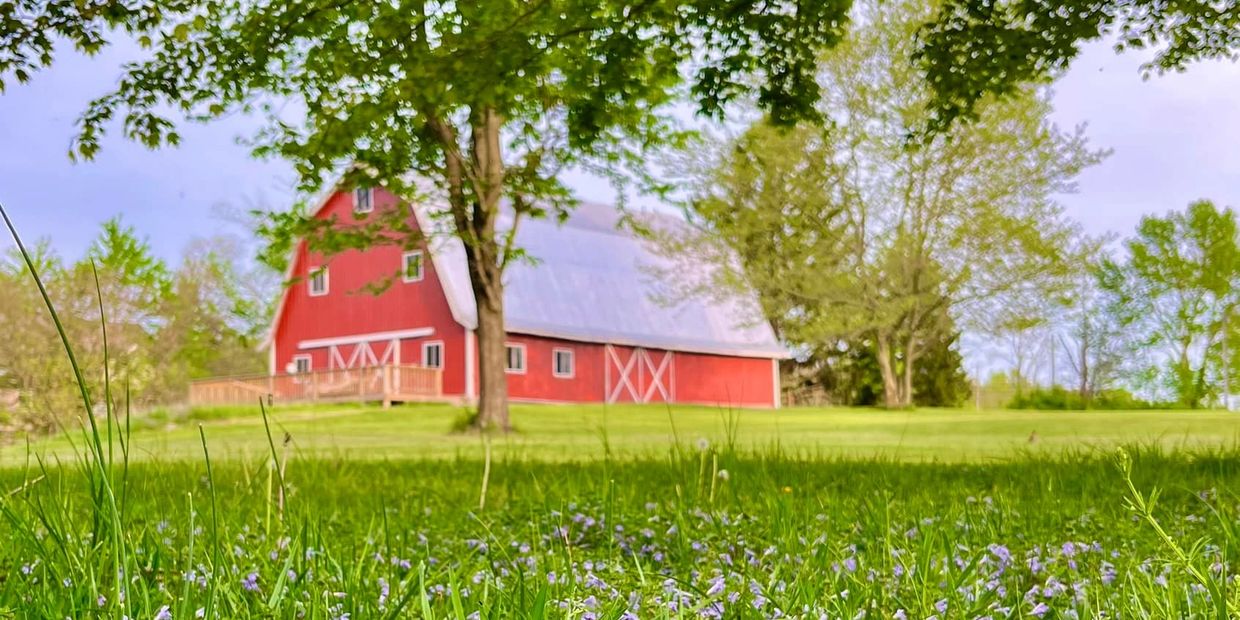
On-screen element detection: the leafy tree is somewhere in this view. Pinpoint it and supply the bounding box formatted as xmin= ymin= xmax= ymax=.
xmin=155 ymin=236 xmax=269 ymax=398
xmin=0 ymin=1 xmax=193 ymax=92
xmin=1057 ymin=264 xmax=1128 ymax=404
xmin=807 ymin=321 xmax=972 ymax=408
xmin=917 ymin=0 xmax=1240 ymax=130
xmin=56 ymin=0 xmax=853 ymax=429
xmin=0 ymin=241 xmax=79 ymax=430
xmin=660 ymin=0 xmax=1098 ymax=407
xmin=1098 ymin=200 xmax=1240 ymax=408
xmin=0 ymin=219 xmax=270 ymax=429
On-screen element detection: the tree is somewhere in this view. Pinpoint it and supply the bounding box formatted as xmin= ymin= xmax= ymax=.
xmin=0 ymin=241 xmax=79 ymax=430
xmin=659 ymin=0 xmax=1099 ymax=407
xmin=787 ymin=301 xmax=971 ymax=408
xmin=1057 ymin=264 xmax=1127 ymax=404
xmin=1098 ymin=200 xmax=1240 ymax=408
xmin=57 ymin=0 xmax=854 ymax=429
xmin=916 ymin=0 xmax=1240 ymax=131
xmin=155 ymin=236 xmax=270 ymax=398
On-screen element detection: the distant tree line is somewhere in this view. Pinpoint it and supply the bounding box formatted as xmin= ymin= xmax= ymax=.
xmin=0 ymin=219 xmax=272 ymax=432
xmin=990 ymin=200 xmax=1240 ymax=410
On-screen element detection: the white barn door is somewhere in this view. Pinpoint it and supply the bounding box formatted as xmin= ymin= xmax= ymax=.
xmin=604 ymin=344 xmax=674 ymax=404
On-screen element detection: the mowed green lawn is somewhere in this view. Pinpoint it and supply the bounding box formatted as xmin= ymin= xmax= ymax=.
xmin=7 ymin=401 xmax=1240 ymax=464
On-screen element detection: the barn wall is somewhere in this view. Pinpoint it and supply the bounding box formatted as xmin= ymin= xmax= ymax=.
xmin=492 ymin=334 xmax=777 ymax=408
xmin=500 ymin=335 xmax=607 ymax=402
xmin=272 ymin=189 xmax=468 ymax=396
xmin=671 ymin=351 xmax=777 ymax=408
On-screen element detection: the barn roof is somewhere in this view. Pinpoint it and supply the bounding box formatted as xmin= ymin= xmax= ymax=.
xmin=420 ymin=202 xmax=789 ymax=359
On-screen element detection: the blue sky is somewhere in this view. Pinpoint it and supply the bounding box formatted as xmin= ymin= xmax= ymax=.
xmin=1 ymin=38 xmax=1239 ymax=263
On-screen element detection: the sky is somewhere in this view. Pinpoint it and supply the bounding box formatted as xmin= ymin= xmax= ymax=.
xmin=1 ymin=37 xmax=1239 ymax=265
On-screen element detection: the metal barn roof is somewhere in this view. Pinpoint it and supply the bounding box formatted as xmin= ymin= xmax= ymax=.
xmin=421 ymin=202 xmax=789 ymax=359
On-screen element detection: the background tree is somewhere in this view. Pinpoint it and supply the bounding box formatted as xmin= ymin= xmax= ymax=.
xmin=154 ymin=236 xmax=272 ymax=400
xmin=917 ymin=0 xmax=1240 ymax=130
xmin=1057 ymin=264 xmax=1128 ymax=404
xmin=659 ymin=0 xmax=1099 ymax=408
xmin=65 ymin=0 xmax=853 ymax=429
xmin=0 ymin=219 xmax=270 ymax=431
xmin=1097 ymin=200 xmax=1240 ymax=408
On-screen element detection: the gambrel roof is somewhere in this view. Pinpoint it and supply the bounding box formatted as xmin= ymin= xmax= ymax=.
xmin=420 ymin=202 xmax=788 ymax=359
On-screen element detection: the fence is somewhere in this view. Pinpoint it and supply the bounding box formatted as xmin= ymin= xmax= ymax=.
xmin=188 ymin=364 xmax=444 ymax=407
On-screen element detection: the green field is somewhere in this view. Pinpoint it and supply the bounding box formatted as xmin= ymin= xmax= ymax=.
xmin=5 ymin=404 xmax=1240 ymax=618
xmin=7 ymin=402 xmax=1240 ymax=465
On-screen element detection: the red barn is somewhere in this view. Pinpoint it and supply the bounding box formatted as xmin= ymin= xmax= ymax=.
xmin=266 ymin=187 xmax=788 ymax=408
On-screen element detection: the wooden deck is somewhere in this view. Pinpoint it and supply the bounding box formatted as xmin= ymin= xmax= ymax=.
xmin=188 ymin=365 xmax=444 ymax=407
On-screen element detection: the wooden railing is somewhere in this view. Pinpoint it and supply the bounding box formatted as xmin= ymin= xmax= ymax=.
xmin=188 ymin=364 xmax=444 ymax=407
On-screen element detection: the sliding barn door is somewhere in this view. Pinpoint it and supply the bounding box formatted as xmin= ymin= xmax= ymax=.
xmin=604 ymin=345 xmax=674 ymax=404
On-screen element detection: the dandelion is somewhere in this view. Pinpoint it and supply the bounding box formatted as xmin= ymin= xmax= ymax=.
xmin=717 ymin=469 xmax=730 ymax=481
xmin=696 ymin=438 xmax=710 ymax=451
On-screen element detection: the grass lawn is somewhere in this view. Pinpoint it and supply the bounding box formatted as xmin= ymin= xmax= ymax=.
xmin=6 ymin=402 xmax=1240 ymax=465
xmin=5 ymin=403 xmax=1240 ymax=618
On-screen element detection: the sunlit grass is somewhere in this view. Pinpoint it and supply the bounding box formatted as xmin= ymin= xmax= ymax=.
xmin=8 ymin=401 xmax=1240 ymax=466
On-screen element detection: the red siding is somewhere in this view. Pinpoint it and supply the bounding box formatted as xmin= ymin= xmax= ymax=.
xmin=671 ymin=351 xmax=777 ymax=408
xmin=501 ymin=336 xmax=607 ymax=403
xmin=271 ymin=189 xmax=467 ymax=396
xmin=487 ymin=336 xmax=777 ymax=408
xmin=271 ymin=189 xmax=779 ymax=408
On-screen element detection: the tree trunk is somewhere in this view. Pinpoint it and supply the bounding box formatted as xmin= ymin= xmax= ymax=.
xmin=471 ymin=264 xmax=510 ymax=430
xmin=1077 ymin=339 xmax=1089 ymax=406
xmin=875 ymin=333 xmax=902 ymax=408
xmin=901 ymin=335 xmax=918 ymax=407
xmin=467 ymin=107 xmax=510 ymax=430
xmin=424 ymin=105 xmax=511 ymax=430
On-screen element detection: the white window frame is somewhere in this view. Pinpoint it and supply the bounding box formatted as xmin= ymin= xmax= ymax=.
xmin=504 ymin=343 xmax=527 ymax=374
xmin=422 ymin=340 xmax=444 ymax=369
xmin=308 ymin=266 xmax=329 ymax=297
xmin=552 ymin=347 xmax=575 ymax=379
xmin=402 ymin=250 xmax=425 ymax=283
xmin=292 ymin=354 xmax=313 ymax=374
xmin=353 ymin=187 xmax=374 ymax=214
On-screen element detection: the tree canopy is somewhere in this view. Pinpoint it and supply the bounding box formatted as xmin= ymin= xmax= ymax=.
xmin=37 ymin=0 xmax=856 ymax=427
xmin=1098 ymin=200 xmax=1240 ymax=408
xmin=917 ymin=0 xmax=1240 ymax=130
xmin=658 ymin=0 xmax=1099 ymax=408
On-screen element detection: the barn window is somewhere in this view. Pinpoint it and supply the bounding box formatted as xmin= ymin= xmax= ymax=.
xmin=402 ymin=250 xmax=424 ymax=283
xmin=353 ymin=187 xmax=374 ymax=213
xmin=293 ymin=355 xmax=312 ymax=374
xmin=505 ymin=343 xmax=526 ymax=374
xmin=308 ymin=267 xmax=329 ymax=296
xmin=422 ymin=341 xmax=443 ymax=369
xmin=553 ymin=348 xmax=574 ymax=378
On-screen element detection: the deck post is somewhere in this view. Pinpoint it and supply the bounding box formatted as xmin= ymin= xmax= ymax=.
xmin=382 ymin=365 xmax=393 ymax=409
